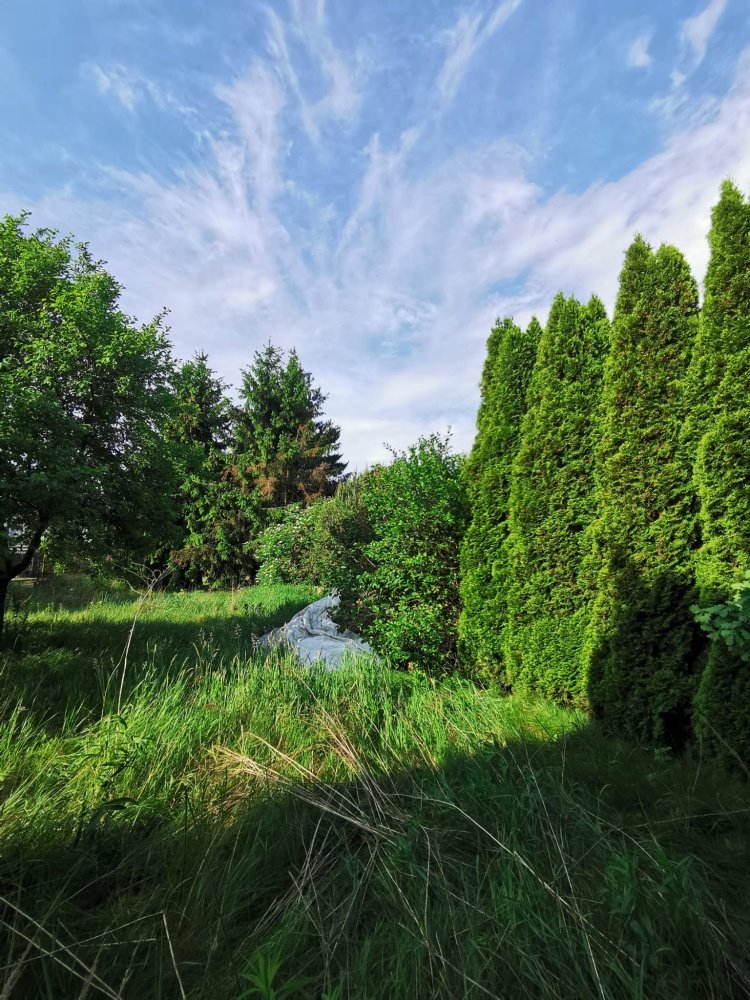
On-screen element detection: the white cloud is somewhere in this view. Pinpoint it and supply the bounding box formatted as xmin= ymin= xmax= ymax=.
xmin=680 ymin=0 xmax=727 ymax=73
xmin=264 ymin=0 xmax=365 ymax=143
xmin=85 ymin=61 xmax=196 ymax=117
xmin=437 ymin=0 xmax=523 ymax=103
xmin=88 ymin=64 xmax=140 ymax=111
xmin=627 ymin=32 xmax=652 ymax=69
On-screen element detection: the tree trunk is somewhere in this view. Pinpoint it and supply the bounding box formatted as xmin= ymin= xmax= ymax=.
xmin=0 ymin=576 xmax=8 ymax=641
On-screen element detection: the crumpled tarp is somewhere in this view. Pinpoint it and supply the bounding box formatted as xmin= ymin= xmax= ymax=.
xmin=258 ymin=593 xmax=378 ymax=669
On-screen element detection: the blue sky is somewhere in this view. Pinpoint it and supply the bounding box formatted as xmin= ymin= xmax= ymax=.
xmin=1 ymin=0 xmax=749 ymax=466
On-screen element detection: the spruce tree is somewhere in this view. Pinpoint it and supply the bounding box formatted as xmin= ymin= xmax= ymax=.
xmin=458 ymin=317 xmax=539 ymax=676
xmin=503 ymin=295 xmax=609 ymax=702
xmin=236 ymin=344 xmax=346 ymax=507
xmin=687 ymin=181 xmax=750 ymax=765
xmin=585 ymin=238 xmax=700 ymax=747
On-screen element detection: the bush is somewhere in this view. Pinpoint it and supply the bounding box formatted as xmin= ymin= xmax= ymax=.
xmin=350 ymin=434 xmax=468 ymax=673
xmin=254 ymin=477 xmax=374 ymax=594
xmin=255 ymin=502 xmax=328 ymax=586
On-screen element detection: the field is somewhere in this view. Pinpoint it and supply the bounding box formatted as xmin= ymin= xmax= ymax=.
xmin=1 ymin=578 xmax=750 ymax=999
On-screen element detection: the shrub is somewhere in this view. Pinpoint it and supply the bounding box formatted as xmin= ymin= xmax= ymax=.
xmin=255 ymin=502 xmax=328 ymax=587
xmin=351 ymin=434 xmax=468 ymax=673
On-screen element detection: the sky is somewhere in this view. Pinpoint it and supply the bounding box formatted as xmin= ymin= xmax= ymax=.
xmin=1 ymin=0 xmax=749 ymax=468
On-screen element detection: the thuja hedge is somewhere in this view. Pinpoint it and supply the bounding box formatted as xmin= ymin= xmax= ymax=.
xmin=462 ymin=181 xmax=750 ymax=766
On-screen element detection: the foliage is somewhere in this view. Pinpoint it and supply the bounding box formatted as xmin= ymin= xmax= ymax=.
xmin=255 ymin=501 xmax=329 ymax=587
xmin=254 ymin=475 xmax=375 ymax=594
xmin=691 ymin=573 xmax=750 ymax=771
xmin=584 ymin=238 xmax=700 ymax=748
xmin=504 ymin=295 xmax=609 ymax=702
xmin=0 ymin=213 xmax=176 ymax=632
xmin=349 ymin=434 xmax=468 ymax=672
xmin=1 ymin=581 xmax=750 ymax=999
xmin=458 ymin=317 xmax=539 ymax=677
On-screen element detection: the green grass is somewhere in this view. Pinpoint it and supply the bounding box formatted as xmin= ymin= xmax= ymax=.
xmin=1 ymin=579 xmax=749 ymax=998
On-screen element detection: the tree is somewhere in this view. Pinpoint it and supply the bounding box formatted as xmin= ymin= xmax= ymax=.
xmin=584 ymin=238 xmax=700 ymax=747
xmin=236 ymin=344 xmax=346 ymax=507
xmin=504 ymin=295 xmax=609 ymax=702
xmin=168 ymin=352 xmax=233 ymax=455
xmin=162 ymin=352 xmax=236 ymax=585
xmin=458 ymin=317 xmax=539 ymax=678
xmin=686 ymin=181 xmax=750 ymax=765
xmin=0 ymin=214 xmax=175 ymax=634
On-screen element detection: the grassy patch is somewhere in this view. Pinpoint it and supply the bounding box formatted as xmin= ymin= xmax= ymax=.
xmin=1 ymin=581 xmax=749 ymax=998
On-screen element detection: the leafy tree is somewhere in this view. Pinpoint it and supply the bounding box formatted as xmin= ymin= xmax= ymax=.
xmin=236 ymin=344 xmax=346 ymax=507
xmin=458 ymin=317 xmax=539 ymax=677
xmin=686 ymin=181 xmax=750 ymax=764
xmin=0 ymin=213 xmax=175 ymax=634
xmin=504 ymin=295 xmax=609 ymax=702
xmin=584 ymin=238 xmax=700 ymax=747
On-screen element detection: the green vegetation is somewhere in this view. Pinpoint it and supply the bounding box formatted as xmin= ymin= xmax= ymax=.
xmin=2 ymin=581 xmax=749 ymax=999
xmin=458 ymin=317 xmax=539 ymax=677
xmin=504 ymin=295 xmax=608 ymax=702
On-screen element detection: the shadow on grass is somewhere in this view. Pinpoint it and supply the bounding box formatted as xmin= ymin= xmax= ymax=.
xmin=2 ymin=715 xmax=750 ymax=999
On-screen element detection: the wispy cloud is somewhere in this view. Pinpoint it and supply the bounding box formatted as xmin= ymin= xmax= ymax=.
xmin=437 ymin=0 xmax=523 ymax=104
xmin=627 ymin=32 xmax=652 ymax=69
xmin=677 ymin=0 xmax=727 ymax=78
xmin=85 ymin=61 xmax=196 ymax=117
xmin=264 ymin=0 xmax=365 ymax=143
xmin=88 ymin=63 xmax=141 ymax=111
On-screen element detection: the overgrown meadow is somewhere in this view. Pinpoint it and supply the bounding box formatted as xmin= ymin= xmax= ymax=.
xmin=1 ymin=579 xmax=749 ymax=999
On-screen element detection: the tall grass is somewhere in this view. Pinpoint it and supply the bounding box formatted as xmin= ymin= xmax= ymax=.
xmin=1 ymin=580 xmax=749 ymax=998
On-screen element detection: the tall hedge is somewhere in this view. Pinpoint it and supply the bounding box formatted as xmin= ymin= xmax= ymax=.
xmin=503 ymin=294 xmax=609 ymax=702
xmin=584 ymin=238 xmax=700 ymax=747
xmin=458 ymin=317 xmax=540 ymax=677
xmin=688 ymin=181 xmax=750 ymax=766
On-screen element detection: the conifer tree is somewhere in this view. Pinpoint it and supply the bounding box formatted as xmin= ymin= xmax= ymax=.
xmin=585 ymin=238 xmax=700 ymax=747
xmin=236 ymin=344 xmax=346 ymax=507
xmin=458 ymin=317 xmax=539 ymax=676
xmin=503 ymin=295 xmax=609 ymax=702
xmin=687 ymin=181 xmax=750 ymax=764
